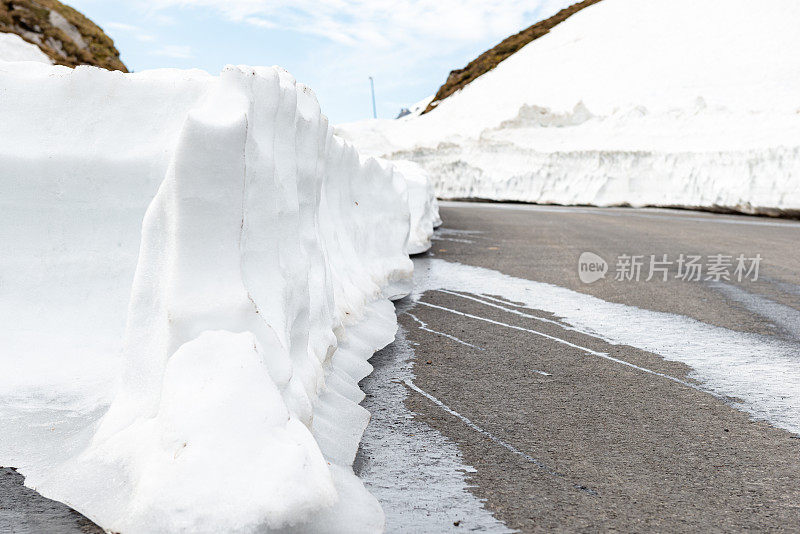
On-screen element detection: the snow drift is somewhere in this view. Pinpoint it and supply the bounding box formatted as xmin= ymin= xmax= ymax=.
xmin=337 ymin=0 xmax=800 ymax=215
xmin=0 ymin=59 xmax=438 ymax=533
xmin=0 ymin=32 xmax=52 ymax=63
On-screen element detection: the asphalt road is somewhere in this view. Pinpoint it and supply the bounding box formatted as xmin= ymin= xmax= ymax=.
xmin=383 ymin=202 xmax=800 ymax=532
xmin=0 ymin=468 xmax=102 ymax=534
xmin=4 ymin=202 xmax=800 ymax=533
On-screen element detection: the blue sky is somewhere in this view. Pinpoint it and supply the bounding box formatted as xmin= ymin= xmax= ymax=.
xmin=68 ymin=0 xmax=573 ymax=124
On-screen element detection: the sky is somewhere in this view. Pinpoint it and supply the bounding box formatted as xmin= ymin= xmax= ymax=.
xmin=67 ymin=0 xmax=575 ymax=124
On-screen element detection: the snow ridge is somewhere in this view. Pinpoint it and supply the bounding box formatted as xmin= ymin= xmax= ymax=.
xmin=0 ymin=63 xmax=438 ymax=533
xmin=402 ymin=142 xmax=800 ymax=216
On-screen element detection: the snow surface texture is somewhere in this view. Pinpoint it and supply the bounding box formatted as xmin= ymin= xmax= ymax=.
xmin=0 ymin=32 xmax=52 ymax=64
xmin=337 ymin=0 xmax=800 ymax=215
xmin=390 ymin=160 xmax=442 ymax=254
xmin=0 ymin=61 xmax=438 ymax=533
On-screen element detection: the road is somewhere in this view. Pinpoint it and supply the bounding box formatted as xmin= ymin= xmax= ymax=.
xmin=0 ymin=468 xmax=102 ymax=534
xmin=4 ymin=202 xmax=800 ymax=533
xmin=358 ymin=202 xmax=800 ymax=532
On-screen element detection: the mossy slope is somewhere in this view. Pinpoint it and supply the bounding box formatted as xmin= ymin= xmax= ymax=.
xmin=423 ymin=0 xmax=603 ymax=114
xmin=0 ymin=0 xmax=127 ymax=71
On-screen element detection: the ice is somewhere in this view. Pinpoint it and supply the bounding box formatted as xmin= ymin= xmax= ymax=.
xmin=0 ymin=62 xmax=438 ymax=532
xmin=337 ymin=0 xmax=800 ymax=215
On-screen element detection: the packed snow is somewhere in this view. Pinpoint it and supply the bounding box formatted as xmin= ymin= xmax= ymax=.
xmin=0 ymin=32 xmax=52 ymax=64
xmin=390 ymin=160 xmax=442 ymax=254
xmin=0 ymin=60 xmax=438 ymax=533
xmin=337 ymin=0 xmax=800 ymax=215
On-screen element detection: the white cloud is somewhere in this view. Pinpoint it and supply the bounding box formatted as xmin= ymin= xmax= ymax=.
xmin=105 ymin=21 xmax=157 ymax=43
xmin=244 ymin=17 xmax=276 ymax=29
xmin=104 ymin=22 xmax=141 ymax=32
xmin=136 ymin=0 xmax=572 ymax=54
xmin=130 ymin=0 xmax=577 ymax=102
xmin=152 ymin=44 xmax=193 ymax=58
xmin=102 ymin=0 xmax=578 ymax=120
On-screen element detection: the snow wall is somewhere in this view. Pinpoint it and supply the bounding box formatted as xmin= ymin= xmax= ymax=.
xmin=390 ymin=159 xmax=442 ymax=254
xmin=337 ymin=0 xmax=800 ymax=216
xmin=0 ymin=60 xmax=438 ymax=533
xmin=397 ymin=136 xmax=800 ymax=217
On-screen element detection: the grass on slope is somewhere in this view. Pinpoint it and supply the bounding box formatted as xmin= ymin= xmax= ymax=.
xmin=422 ymin=0 xmax=604 ymax=114
xmin=0 ymin=0 xmax=127 ymax=71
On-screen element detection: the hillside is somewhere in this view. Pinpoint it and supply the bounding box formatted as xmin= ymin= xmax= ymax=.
xmin=423 ymin=0 xmax=604 ymax=114
xmin=0 ymin=0 xmax=126 ymax=71
xmin=337 ymin=0 xmax=800 ymax=216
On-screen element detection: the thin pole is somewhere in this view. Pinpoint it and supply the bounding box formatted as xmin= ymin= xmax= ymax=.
xmin=369 ymin=76 xmax=377 ymax=119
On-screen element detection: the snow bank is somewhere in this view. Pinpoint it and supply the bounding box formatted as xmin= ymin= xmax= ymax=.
xmin=0 ymin=32 xmax=52 ymax=64
xmin=388 ymin=160 xmax=442 ymax=254
xmin=337 ymin=0 xmax=800 ymax=215
xmin=0 ymin=61 xmax=435 ymax=533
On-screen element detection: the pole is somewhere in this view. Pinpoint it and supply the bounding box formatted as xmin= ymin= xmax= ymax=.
xmin=369 ymin=76 xmax=377 ymax=119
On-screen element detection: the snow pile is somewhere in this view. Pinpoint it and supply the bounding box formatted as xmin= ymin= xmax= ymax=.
xmin=389 ymin=160 xmax=442 ymax=254
xmin=337 ymin=0 xmax=800 ymax=215
xmin=0 ymin=61 xmax=436 ymax=533
xmin=0 ymin=32 xmax=52 ymax=63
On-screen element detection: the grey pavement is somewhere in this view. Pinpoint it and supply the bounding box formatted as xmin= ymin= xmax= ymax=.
xmin=4 ymin=202 xmax=800 ymax=533
xmin=361 ymin=202 xmax=800 ymax=532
